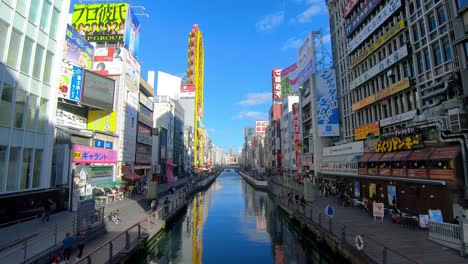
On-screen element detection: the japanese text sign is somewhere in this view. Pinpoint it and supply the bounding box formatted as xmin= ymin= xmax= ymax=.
xmin=354 ymin=121 xmax=380 ymax=140
xmin=72 ymin=144 xmax=117 ymax=164
xmin=256 ymin=121 xmax=267 ymax=133
xmin=64 ymin=25 xmax=94 ymax=69
xmin=272 ymin=68 xmax=282 ymax=101
xmin=374 ymin=134 xmax=422 ymax=153
xmin=59 ymin=63 xmax=83 ymax=102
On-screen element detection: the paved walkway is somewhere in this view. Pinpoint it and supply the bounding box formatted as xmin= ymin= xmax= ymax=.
xmin=271 ymin=177 xmax=467 ymax=264
xmin=0 ymin=178 xmax=193 ymax=264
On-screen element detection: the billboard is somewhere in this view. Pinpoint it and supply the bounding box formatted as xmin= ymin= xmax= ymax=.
xmin=297 ymin=33 xmax=315 ymax=73
xmin=64 ymin=25 xmax=94 ymax=69
xmin=281 ymin=63 xmax=299 ymax=96
xmin=180 ymin=84 xmax=196 ymax=98
xmin=124 ymin=49 xmax=141 ymax=93
xmin=87 ymin=110 xmax=117 ymax=132
xmin=124 ymin=8 xmax=141 ymax=58
xmin=343 ymin=0 xmax=362 ymax=18
xmin=272 ymin=68 xmax=282 ymax=101
xmin=58 ymin=62 xmax=83 ymax=102
xmin=72 ymin=3 xmax=128 ymax=43
xmin=255 ymin=121 xmax=267 ymax=133
xmin=93 ymin=47 xmax=124 ymax=76
xmin=316 ymin=69 xmax=339 ymax=137
xmin=346 ymin=0 xmax=382 ymax=37
xmin=245 ymin=127 xmax=254 ymax=137
xmin=72 ymin=144 xmax=117 ymax=164
xmin=56 ymin=108 xmax=87 ymax=130
xmin=82 ymin=70 xmax=115 ymax=110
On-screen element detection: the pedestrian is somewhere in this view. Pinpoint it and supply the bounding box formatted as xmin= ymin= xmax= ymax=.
xmin=42 ymin=199 xmax=53 ymax=222
xmin=75 ymin=231 xmax=86 ymax=261
xmin=151 ymin=199 xmax=158 ymax=212
xmin=300 ymin=196 xmax=306 ymax=213
xmin=164 ymin=197 xmax=170 ymax=216
xmin=295 ymin=193 xmax=299 ymax=205
xmin=287 ymin=192 xmax=293 ymax=206
xmin=62 ymin=232 xmax=74 ymax=263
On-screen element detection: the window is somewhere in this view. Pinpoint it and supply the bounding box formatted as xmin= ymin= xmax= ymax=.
xmin=442 ymin=37 xmax=452 ymax=61
xmin=32 ymin=45 xmax=44 ymax=79
xmin=417 ymin=53 xmax=424 ymax=73
xmin=20 ymin=37 xmax=34 ymax=74
xmin=49 ymin=8 xmax=59 ymax=39
xmin=412 ymin=26 xmax=419 ymax=41
xmin=28 ymin=1 xmax=42 ymax=25
xmin=6 ymin=30 xmax=22 ymax=69
xmin=424 ymin=48 xmax=432 ymax=70
xmin=39 ymin=1 xmax=51 ymax=32
xmin=43 ymin=51 xmax=54 ymax=84
xmin=20 ymin=148 xmax=32 ymax=189
xmin=458 ymin=0 xmax=468 ymax=9
xmin=14 ymin=88 xmax=26 ymax=129
xmin=16 ymin=0 xmax=30 ymax=16
xmin=7 ymin=147 xmax=20 ymax=191
xmin=420 ymin=21 xmax=426 ymax=37
xmin=428 ymin=13 xmax=437 ymax=32
xmin=0 ymin=76 xmax=14 ymax=127
xmin=37 ymin=98 xmax=48 ymax=132
xmin=25 ymin=94 xmax=38 ymax=131
xmin=0 ymin=146 xmax=6 ymax=191
xmin=32 ymin=149 xmax=42 ymax=188
xmin=437 ymin=7 xmax=446 ymax=25
xmin=433 ymin=43 xmax=442 ymax=66
xmin=0 ymin=21 xmax=8 ymax=61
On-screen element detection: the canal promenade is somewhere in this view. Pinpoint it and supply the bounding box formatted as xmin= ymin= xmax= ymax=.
xmin=0 ymin=173 xmax=219 ymax=264
xmin=269 ymin=177 xmax=467 ymax=264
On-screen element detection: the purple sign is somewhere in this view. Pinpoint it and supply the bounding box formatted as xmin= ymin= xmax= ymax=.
xmin=72 ymin=144 xmax=117 ymax=164
xmin=346 ymin=0 xmax=383 ymax=37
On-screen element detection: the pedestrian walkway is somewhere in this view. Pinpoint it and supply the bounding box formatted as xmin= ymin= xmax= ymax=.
xmin=270 ymin=177 xmax=467 ymax=264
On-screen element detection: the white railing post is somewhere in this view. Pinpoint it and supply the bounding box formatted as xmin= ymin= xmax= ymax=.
xmin=460 ymin=221 xmax=466 ymax=257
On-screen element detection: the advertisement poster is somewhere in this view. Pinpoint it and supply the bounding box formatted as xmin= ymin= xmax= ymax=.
xmin=316 ymin=69 xmax=339 ymax=137
xmin=387 ymin=185 xmax=397 ymax=206
xmin=64 ymin=25 xmax=94 ymax=69
xmin=124 ymin=8 xmax=141 ymax=58
xmin=59 ymin=63 xmax=83 ymax=102
xmin=82 ymin=70 xmax=115 ymax=110
xmin=280 ymin=63 xmax=299 ymax=96
xmin=297 ymin=32 xmax=315 ymax=73
xmin=72 ymin=3 xmax=128 ymax=43
xmin=354 ymin=181 xmax=361 ymax=198
xmin=373 ymin=202 xmax=385 ymax=219
xmin=428 ymin=209 xmax=444 ymax=223
xmin=369 ymin=183 xmax=377 ymax=199
xmin=87 ymin=110 xmax=117 ymax=132
xmin=93 ymin=47 xmax=124 ymax=76
xmin=125 ymin=51 xmax=141 ymax=93
xmin=72 ymin=144 xmax=117 ymax=164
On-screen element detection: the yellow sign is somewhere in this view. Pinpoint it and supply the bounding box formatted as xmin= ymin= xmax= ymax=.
xmin=352 ymin=78 xmax=410 ymax=112
xmin=351 ymin=19 xmax=405 ymax=69
xmin=375 ymin=134 xmax=421 ymax=153
xmin=352 ymin=94 xmax=377 ymax=111
xmin=87 ymin=110 xmax=117 ymax=132
xmin=355 ymin=121 xmax=380 ymax=140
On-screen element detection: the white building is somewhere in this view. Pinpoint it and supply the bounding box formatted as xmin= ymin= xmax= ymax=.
xmin=280 ymin=96 xmax=299 ymax=174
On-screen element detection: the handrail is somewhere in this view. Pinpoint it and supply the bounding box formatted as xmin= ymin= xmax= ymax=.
xmin=0 ymin=215 xmax=38 ymax=228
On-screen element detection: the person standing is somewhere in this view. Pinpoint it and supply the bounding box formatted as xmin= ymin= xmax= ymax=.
xmin=62 ymin=232 xmax=74 ymax=263
xmin=164 ymin=197 xmax=170 ymax=216
xmin=75 ymin=231 xmax=86 ymax=261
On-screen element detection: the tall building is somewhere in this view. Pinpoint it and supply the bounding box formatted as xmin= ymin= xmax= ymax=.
xmin=0 ymin=0 xmax=71 ymax=222
xmin=187 ymin=24 xmax=205 ymax=168
xmin=326 ymin=0 xmax=468 ymax=220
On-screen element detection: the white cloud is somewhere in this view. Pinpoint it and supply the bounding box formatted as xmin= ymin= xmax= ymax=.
xmin=295 ymin=5 xmax=322 ymax=23
xmin=238 ymin=92 xmax=271 ymax=106
xmin=256 ymin=12 xmax=285 ymax=31
xmin=282 ymin=37 xmax=303 ymax=51
xmin=233 ymin=111 xmax=266 ymax=120
xmin=321 ymin=33 xmax=331 ymax=44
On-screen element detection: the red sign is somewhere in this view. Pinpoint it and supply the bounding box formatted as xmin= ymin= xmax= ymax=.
xmin=272 ymin=68 xmax=282 ymax=101
xmin=255 ymin=120 xmax=267 ymax=133
xmin=180 ymin=84 xmax=195 ymax=98
xmin=343 ymin=0 xmax=361 ymax=18
xmin=292 ymin=103 xmax=301 ymax=141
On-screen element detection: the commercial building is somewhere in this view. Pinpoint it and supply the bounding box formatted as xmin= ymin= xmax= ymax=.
xmin=326 ymin=0 xmax=468 ymax=220
xmin=0 ymin=0 xmax=71 ymax=222
xmin=280 ymin=96 xmax=300 ymax=174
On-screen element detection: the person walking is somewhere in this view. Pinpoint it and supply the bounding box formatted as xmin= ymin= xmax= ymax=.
xmin=42 ymin=199 xmax=53 ymax=222
xmin=75 ymin=231 xmax=86 ymax=261
xmin=151 ymin=199 xmax=158 ymax=212
xmin=62 ymin=232 xmax=74 ymax=263
xmin=164 ymin=197 xmax=170 ymax=216
xmin=300 ymin=196 xmax=306 ymax=214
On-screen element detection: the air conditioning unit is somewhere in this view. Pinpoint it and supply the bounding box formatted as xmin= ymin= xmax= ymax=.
xmin=448 ymin=108 xmax=467 ymax=132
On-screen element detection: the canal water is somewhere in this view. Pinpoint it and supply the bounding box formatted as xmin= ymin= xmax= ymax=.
xmin=139 ymin=170 xmax=349 ymax=264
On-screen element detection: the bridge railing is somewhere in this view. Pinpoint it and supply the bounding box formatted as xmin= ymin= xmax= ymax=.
xmin=269 ymin=180 xmax=420 ymax=264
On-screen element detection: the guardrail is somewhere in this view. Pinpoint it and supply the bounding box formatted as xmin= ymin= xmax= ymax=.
xmin=429 ymin=221 xmax=468 ymax=256
xmin=269 ymin=180 xmax=419 ymax=264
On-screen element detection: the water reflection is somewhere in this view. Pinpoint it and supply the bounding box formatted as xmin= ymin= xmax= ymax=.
xmin=146 ymin=171 xmax=347 ymax=264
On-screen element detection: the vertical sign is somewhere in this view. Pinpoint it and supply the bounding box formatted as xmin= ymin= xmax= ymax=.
xmin=255 ymin=121 xmax=267 ymax=133
xmin=272 ymin=68 xmax=282 ymax=102
xmin=316 ymin=69 xmax=340 ymax=137
xmin=293 ymin=103 xmax=302 ymax=173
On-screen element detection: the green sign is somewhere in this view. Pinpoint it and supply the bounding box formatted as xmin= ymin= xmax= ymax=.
xmin=89 ymin=166 xmax=113 ymax=178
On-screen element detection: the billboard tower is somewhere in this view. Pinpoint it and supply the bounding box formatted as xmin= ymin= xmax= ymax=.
xmin=187 ymin=24 xmax=205 ymax=168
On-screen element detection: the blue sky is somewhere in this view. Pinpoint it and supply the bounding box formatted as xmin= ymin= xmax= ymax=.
xmin=71 ymin=0 xmax=331 ymax=153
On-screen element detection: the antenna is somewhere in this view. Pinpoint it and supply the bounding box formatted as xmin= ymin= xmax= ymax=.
xmin=313 ymin=29 xmax=334 ymax=71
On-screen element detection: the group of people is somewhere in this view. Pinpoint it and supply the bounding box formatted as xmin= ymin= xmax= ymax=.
xmin=109 ymin=210 xmax=121 ymax=224
xmin=287 ymin=192 xmax=307 ymax=212
xmin=52 ymin=231 xmax=86 ymax=263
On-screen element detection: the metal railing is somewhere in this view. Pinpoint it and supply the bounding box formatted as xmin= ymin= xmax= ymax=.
xmin=269 ymin=180 xmax=419 ymax=264
xmin=429 ymin=221 xmax=468 ymax=256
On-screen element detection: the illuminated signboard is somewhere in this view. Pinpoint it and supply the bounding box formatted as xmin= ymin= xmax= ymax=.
xmin=272 ymin=68 xmax=282 ymax=101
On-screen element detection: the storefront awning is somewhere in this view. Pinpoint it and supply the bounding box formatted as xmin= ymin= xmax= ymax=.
xmin=367 ymin=153 xmax=383 ymax=162
xmin=379 ymin=152 xmax=396 ymax=162
xmin=429 ymin=145 xmax=460 ymax=160
xmin=392 ymin=150 xmax=412 ymax=161
xmin=123 ymin=174 xmax=143 ymax=181
xmin=407 ymin=147 xmax=434 ymax=161
xmin=358 ymin=153 xmax=373 ymax=162
xmin=322 ymin=154 xmax=362 ymax=163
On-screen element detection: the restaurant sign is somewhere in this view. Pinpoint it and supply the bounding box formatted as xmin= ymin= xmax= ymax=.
xmin=354 ymin=121 xmax=380 ymax=140
xmin=72 ymin=144 xmax=118 ymax=164
xmin=381 ymin=127 xmax=417 ymax=139
xmin=375 ymin=133 xmax=422 ymax=153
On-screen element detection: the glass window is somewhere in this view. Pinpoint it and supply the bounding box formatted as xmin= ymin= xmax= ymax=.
xmin=420 ymin=21 xmax=426 ymax=37
xmin=28 ymin=0 xmax=42 ymax=25
xmin=16 ymin=0 xmax=30 ymax=16
xmin=424 ymin=48 xmax=432 ymax=70
xmin=37 ymin=98 xmax=48 ymax=133
xmin=32 ymin=149 xmax=42 ymax=188
xmin=20 ymin=148 xmax=32 ymax=189
xmin=412 ymin=26 xmax=419 ymax=41
xmin=0 ymin=146 xmax=6 ymax=190
xmin=43 ymin=51 xmax=53 ymax=84
xmin=7 ymin=147 xmax=20 ymax=192
xmin=437 ymin=7 xmax=446 ymax=25
xmin=458 ymin=0 xmax=468 ymax=9
xmin=20 ymin=37 xmax=34 ymax=74
xmin=429 ymin=13 xmax=437 ymax=32
xmin=443 ymin=36 xmax=452 ymax=61
xmin=0 ymin=77 xmax=14 ymax=127
xmin=49 ymin=8 xmax=59 ymax=39
xmin=32 ymin=45 xmax=44 ymax=80
xmin=417 ymin=53 xmax=424 ymax=73
xmin=6 ymin=30 xmax=22 ymax=69
xmin=14 ymin=88 xmax=26 ymax=129
xmin=464 ymin=42 xmax=468 ymax=63
xmin=0 ymin=21 xmax=8 ymax=61
xmin=433 ymin=43 xmax=442 ymax=66
xmin=39 ymin=1 xmax=51 ymax=32
xmin=25 ymin=94 xmax=38 ymax=131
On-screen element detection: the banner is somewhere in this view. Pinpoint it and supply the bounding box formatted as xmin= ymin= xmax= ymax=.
xmin=280 ymin=63 xmax=298 ymax=97
xmin=72 ymin=3 xmax=129 ymax=43
xmin=354 ymin=121 xmax=380 ymax=140
xmin=316 ymin=69 xmax=339 ymax=136
xmin=136 ymin=144 xmax=151 ymax=164
xmin=124 ymin=8 xmax=141 ymax=58
xmin=369 ymin=183 xmax=377 ymax=199
xmin=64 ymin=25 xmax=94 ymax=69
xmin=89 ymin=166 xmax=113 ymax=178
xmin=343 ymin=0 xmax=362 ymax=18
xmin=87 ymin=110 xmax=117 ymax=132
xmin=58 ymin=63 xmax=83 ymax=102
xmin=72 ymin=144 xmax=118 ymax=164
xmin=137 ymin=124 xmax=152 ymax=145
xmin=272 ymin=68 xmax=282 ymax=101
xmin=138 ymin=105 xmax=153 ymax=127
xmin=346 ymin=0 xmax=382 ymax=37
xmin=354 ymin=181 xmax=360 ymax=198
xmin=92 ymin=47 xmax=124 ymax=76
xmin=124 ymin=49 xmax=141 ymax=93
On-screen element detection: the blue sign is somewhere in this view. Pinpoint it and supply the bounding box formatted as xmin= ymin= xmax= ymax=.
xmin=94 ymin=139 xmax=104 ymax=148
xmin=104 ymin=141 xmax=113 ymax=149
xmin=326 ymin=205 xmax=334 ymax=218
xmin=316 ymin=69 xmax=340 ymax=137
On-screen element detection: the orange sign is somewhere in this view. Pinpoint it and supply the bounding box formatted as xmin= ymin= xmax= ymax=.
xmin=352 ymin=78 xmax=410 ymax=112
xmin=390 ymin=78 xmax=410 ymax=95
xmin=352 ymin=94 xmax=377 ymax=111
xmin=354 ymin=121 xmax=380 ymax=140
